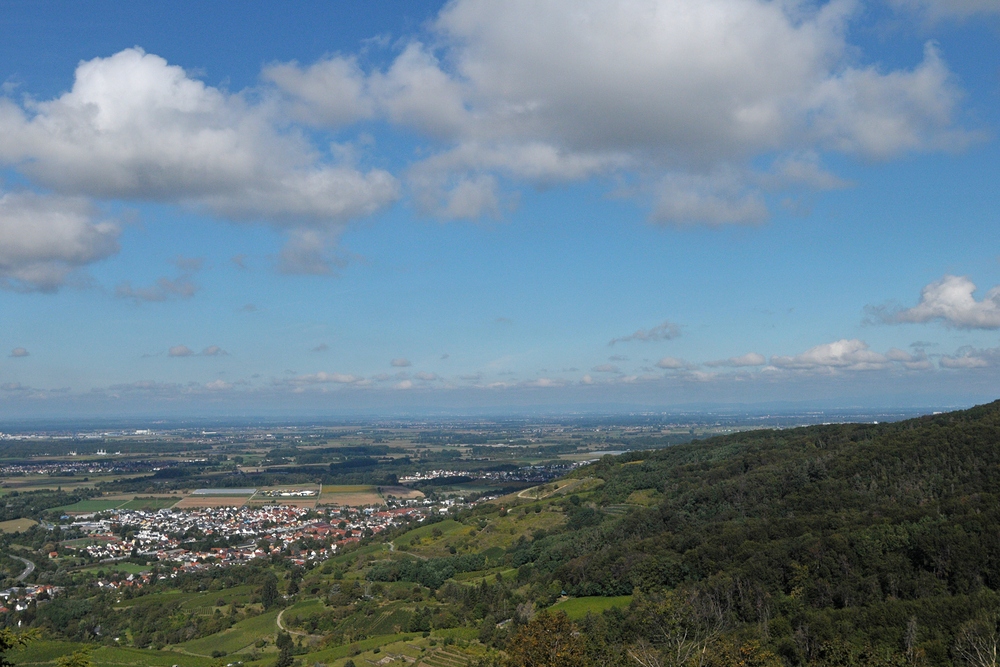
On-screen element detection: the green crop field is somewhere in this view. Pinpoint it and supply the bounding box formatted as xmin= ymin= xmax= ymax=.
xmin=5 ymin=640 xmax=215 ymax=667
xmin=549 ymin=595 xmax=633 ymax=619
xmin=300 ymin=633 xmax=418 ymax=664
xmin=119 ymin=496 xmax=180 ymax=510
xmin=53 ymin=499 xmax=127 ymax=513
xmin=174 ymin=609 xmax=280 ymax=656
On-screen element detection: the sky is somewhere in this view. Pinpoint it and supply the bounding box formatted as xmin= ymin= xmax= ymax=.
xmin=1 ymin=0 xmax=1000 ymax=418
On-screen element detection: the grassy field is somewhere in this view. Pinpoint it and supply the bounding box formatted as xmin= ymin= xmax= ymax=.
xmin=6 ymin=640 xmax=216 ymax=667
xmin=119 ymin=496 xmax=180 ymax=510
xmin=297 ymin=633 xmax=419 ymax=664
xmin=0 ymin=517 xmax=37 ymax=533
xmin=549 ymin=595 xmax=633 ymax=619
xmin=174 ymin=609 xmax=280 ymax=656
xmin=174 ymin=496 xmax=247 ymax=508
xmin=79 ymin=562 xmax=150 ymax=575
xmin=53 ymin=499 xmax=126 ymax=513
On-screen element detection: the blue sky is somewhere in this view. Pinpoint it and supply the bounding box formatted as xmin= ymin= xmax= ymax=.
xmin=1 ymin=0 xmax=999 ymax=417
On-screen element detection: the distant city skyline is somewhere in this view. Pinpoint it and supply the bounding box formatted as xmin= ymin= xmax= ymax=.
xmin=1 ymin=1 xmax=1000 ymax=416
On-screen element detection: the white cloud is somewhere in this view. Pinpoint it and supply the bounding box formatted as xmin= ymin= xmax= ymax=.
xmin=9 ymin=347 xmax=29 ymax=358
xmin=271 ymin=0 xmax=972 ymax=221
xmin=872 ymin=275 xmax=1000 ymax=329
xmin=885 ymin=347 xmax=933 ymax=370
xmin=939 ymin=346 xmax=1000 ymax=369
xmin=415 ymin=372 xmax=439 ymax=381
xmin=705 ymin=352 xmax=766 ymax=367
xmin=0 ymin=190 xmax=119 ymax=291
xmin=0 ymin=48 xmax=398 ymax=274
xmin=771 ymin=339 xmax=889 ymax=372
xmin=262 ymin=56 xmax=373 ymax=127
xmin=610 ymin=320 xmax=681 ymax=345
xmin=390 ymin=358 xmax=412 ymax=367
xmin=522 ymin=377 xmax=564 ymax=388
xmin=168 ymin=345 xmax=194 ymax=357
xmin=204 ymin=379 xmax=232 ymax=391
xmin=287 ymin=371 xmax=364 ymax=385
xmin=201 ymin=345 xmax=227 ymax=357
xmin=592 ymin=363 xmax=620 ymax=373
xmin=655 ymin=356 xmax=690 ymax=369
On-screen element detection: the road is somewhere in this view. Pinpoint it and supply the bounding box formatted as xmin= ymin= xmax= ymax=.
xmin=10 ymin=555 xmax=35 ymax=582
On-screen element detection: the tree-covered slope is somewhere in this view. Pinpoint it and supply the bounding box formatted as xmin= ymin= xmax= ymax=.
xmin=493 ymin=400 xmax=1000 ymax=664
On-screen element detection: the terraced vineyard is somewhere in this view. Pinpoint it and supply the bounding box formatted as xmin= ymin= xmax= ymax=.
xmin=418 ymin=647 xmax=472 ymax=667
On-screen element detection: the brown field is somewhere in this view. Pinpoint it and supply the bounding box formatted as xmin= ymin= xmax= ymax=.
xmin=319 ymin=484 xmax=383 ymax=506
xmin=247 ymin=498 xmax=317 ymax=508
xmin=174 ymin=496 xmax=248 ymax=508
xmin=380 ymin=485 xmax=424 ymax=500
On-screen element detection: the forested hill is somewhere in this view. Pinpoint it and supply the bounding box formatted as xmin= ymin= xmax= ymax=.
xmin=502 ymin=400 xmax=1000 ymax=664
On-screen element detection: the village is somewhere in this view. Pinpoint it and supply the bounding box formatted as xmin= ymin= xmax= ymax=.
xmin=62 ymin=503 xmax=434 ymax=573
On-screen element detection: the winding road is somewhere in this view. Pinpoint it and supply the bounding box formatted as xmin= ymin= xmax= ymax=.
xmin=10 ymin=555 xmax=35 ymax=582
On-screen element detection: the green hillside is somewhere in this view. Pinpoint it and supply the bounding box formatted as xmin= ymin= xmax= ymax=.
xmin=8 ymin=402 xmax=1000 ymax=666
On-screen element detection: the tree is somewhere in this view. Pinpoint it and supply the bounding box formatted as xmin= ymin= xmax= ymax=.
xmin=955 ymin=616 xmax=999 ymax=667
xmin=504 ymin=611 xmax=589 ymax=667
xmin=0 ymin=629 xmax=37 ymax=667
xmin=261 ymin=574 xmax=280 ymax=610
xmin=56 ymin=648 xmax=93 ymax=667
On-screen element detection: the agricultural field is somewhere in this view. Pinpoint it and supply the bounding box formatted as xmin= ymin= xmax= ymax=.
xmin=174 ymin=609 xmax=281 ymax=657
xmin=52 ymin=498 xmax=126 ymax=514
xmin=119 ymin=496 xmax=180 ymax=510
xmin=6 ymin=640 xmax=216 ymax=667
xmin=247 ymin=485 xmax=321 ymax=508
xmin=549 ymin=595 xmax=633 ymax=619
xmin=381 ymin=484 xmax=425 ymax=500
xmin=319 ymin=484 xmax=384 ymax=506
xmin=169 ymin=488 xmax=258 ymax=508
xmin=0 ymin=518 xmax=37 ymax=533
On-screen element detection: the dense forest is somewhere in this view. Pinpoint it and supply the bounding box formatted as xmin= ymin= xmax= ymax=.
xmin=393 ymin=401 xmax=1000 ymax=665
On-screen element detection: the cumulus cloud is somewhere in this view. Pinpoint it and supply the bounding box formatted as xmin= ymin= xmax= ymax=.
xmin=705 ymin=352 xmax=767 ymax=367
xmin=609 ymin=320 xmax=681 ymax=345
xmin=870 ymin=275 xmax=1000 ymax=329
xmin=939 ymin=346 xmax=1000 ymax=369
xmin=655 ymin=356 xmax=691 ymax=369
xmin=884 ymin=347 xmax=934 ymax=371
xmin=267 ymin=0 xmax=973 ymax=222
xmin=0 ymin=48 xmax=398 ymax=274
xmin=390 ymin=358 xmax=412 ymax=367
xmin=9 ymin=347 xmax=29 ymax=358
xmin=414 ymin=372 xmax=439 ymax=381
xmin=592 ymin=363 xmax=620 ymax=373
xmin=168 ymin=345 xmax=194 ymax=357
xmin=286 ymin=371 xmax=365 ymax=385
xmin=201 ymin=345 xmax=227 ymax=356
xmin=0 ymin=190 xmax=119 ymax=291
xmin=771 ymin=339 xmax=889 ymax=372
